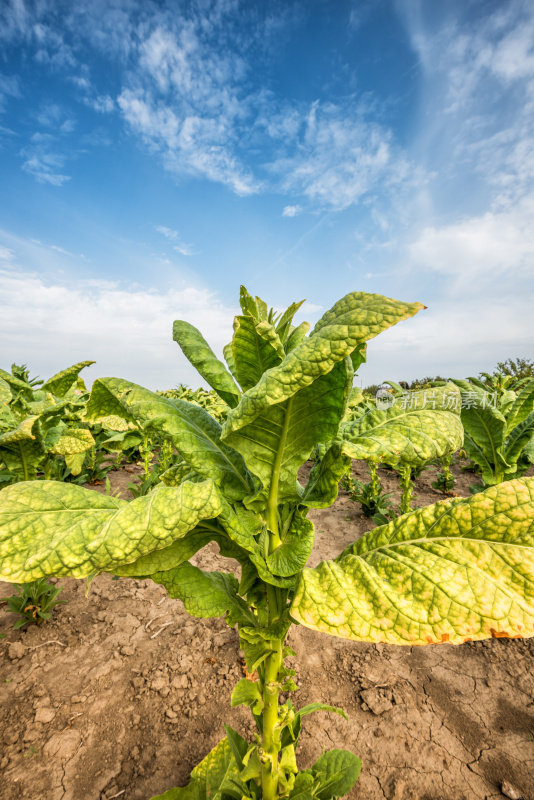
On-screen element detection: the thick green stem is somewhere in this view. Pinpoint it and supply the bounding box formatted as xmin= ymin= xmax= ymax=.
xmin=399 ymin=465 xmax=413 ymax=514
xmin=18 ymin=442 xmax=29 ymax=482
xmin=261 ymin=637 xmax=283 ymax=800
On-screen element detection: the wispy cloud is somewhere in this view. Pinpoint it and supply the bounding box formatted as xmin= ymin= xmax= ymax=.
xmin=269 ymin=101 xmax=411 ymax=210
xmin=86 ymin=94 xmax=115 ymax=113
xmin=282 ymin=205 xmax=302 ymax=217
xmin=399 ymin=0 xmax=534 ymax=209
xmin=155 ymin=224 xmax=195 ymax=256
xmin=0 ymin=73 xmax=21 ymax=111
xmin=21 ymin=152 xmax=71 ymax=185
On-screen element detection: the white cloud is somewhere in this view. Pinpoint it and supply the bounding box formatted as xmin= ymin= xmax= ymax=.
xmin=0 ymin=73 xmax=21 ymax=111
xmin=156 ymin=225 xmax=178 ymax=240
xmin=86 ymin=94 xmax=115 ymax=113
xmin=155 ymin=225 xmax=195 ymax=256
xmin=21 ymin=154 xmax=71 ymax=185
xmin=270 ymin=101 xmax=410 ymax=210
xmin=408 ymin=198 xmax=534 ymax=287
xmin=118 ymin=87 xmax=259 ymax=196
xmin=0 ymin=266 xmax=238 ymax=391
xmin=399 ymin=0 xmax=534 ymax=210
xmin=282 ymin=205 xmax=302 ymax=217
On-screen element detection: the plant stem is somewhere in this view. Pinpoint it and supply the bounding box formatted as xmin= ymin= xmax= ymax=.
xmin=18 ymin=442 xmax=29 ymax=482
xmin=261 ymin=637 xmax=282 ymax=800
xmin=399 ymin=465 xmax=413 ymax=513
xmin=369 ymin=461 xmax=379 ymax=498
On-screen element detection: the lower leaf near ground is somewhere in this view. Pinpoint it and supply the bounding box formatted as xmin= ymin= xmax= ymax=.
xmin=291 ymin=478 xmax=534 ymax=645
xmin=150 ymin=737 xmax=245 ymax=800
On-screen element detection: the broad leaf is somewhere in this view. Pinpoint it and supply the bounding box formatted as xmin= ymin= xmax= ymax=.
xmin=506 ymin=377 xmax=534 ymax=434
xmin=341 ymin=385 xmax=463 ymax=467
xmin=0 ymin=416 xmax=38 ymax=445
xmin=230 ymin=314 xmax=284 ymax=391
xmin=311 ymin=750 xmax=362 ymax=800
xmin=225 ymin=292 xmax=424 ymax=437
xmin=291 ymin=478 xmax=534 ymax=645
xmin=0 ymin=479 xmax=223 ymax=583
xmin=285 ymin=321 xmax=310 ymax=353
xmin=302 ymin=442 xmax=351 ymax=508
xmin=231 ymin=678 xmax=262 ymax=709
xmin=267 ymin=516 xmax=315 ymax=577
xmin=41 ymin=361 xmax=95 ymax=397
xmin=504 ymin=411 xmax=534 ymax=474
xmin=150 ymin=562 xmax=246 ymax=620
xmin=172 ymin=321 xmax=240 ymax=408
xmin=456 ymin=384 xmax=508 ymax=484
xmin=0 ymin=378 xmax=11 ymax=407
xmin=86 ymin=378 xmax=252 ymax=500
xmin=50 ymin=427 xmax=95 ymax=455
xmin=0 ymin=368 xmax=34 ymax=396
xmin=150 ymin=737 xmax=244 ymax=800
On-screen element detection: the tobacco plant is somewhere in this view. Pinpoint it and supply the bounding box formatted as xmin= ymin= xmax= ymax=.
xmin=453 ymin=378 xmax=534 ymax=487
xmin=2 ymin=577 xmax=65 ymax=629
xmin=345 ymin=463 xmax=395 ymax=522
xmin=0 ymin=361 xmax=95 ymax=484
xmin=340 ymin=382 xmax=464 ymax=513
xmin=1 ymin=288 xmax=534 ymax=800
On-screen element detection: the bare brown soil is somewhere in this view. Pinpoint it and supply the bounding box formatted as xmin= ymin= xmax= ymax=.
xmin=1 ymin=458 xmax=533 ymax=800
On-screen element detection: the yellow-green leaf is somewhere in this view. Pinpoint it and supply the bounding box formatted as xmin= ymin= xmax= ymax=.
xmin=291 ymin=478 xmax=534 ymax=645
xmin=50 ymin=427 xmax=95 ymax=455
xmin=0 ymin=479 xmax=223 ymax=583
xmin=341 ymin=384 xmax=463 ymax=466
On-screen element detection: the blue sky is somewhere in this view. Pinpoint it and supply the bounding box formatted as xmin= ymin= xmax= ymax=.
xmin=1 ymin=0 xmax=533 ymax=390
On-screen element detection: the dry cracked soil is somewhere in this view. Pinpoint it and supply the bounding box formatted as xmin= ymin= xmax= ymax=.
xmin=1 ymin=457 xmax=533 ymax=800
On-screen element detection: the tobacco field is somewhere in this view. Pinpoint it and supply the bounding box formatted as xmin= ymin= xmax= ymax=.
xmin=1 ymin=288 xmax=533 ymax=800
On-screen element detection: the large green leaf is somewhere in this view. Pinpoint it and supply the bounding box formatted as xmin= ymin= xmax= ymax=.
xmin=225 ymin=358 xmax=353 ymax=510
xmin=172 ymin=321 xmax=240 ymax=408
xmin=267 ymin=516 xmax=315 ymax=577
xmin=0 ymin=441 xmax=44 ymax=481
xmin=504 ymin=411 xmax=534 ymax=474
xmin=0 ymin=378 xmax=11 ymax=407
xmin=150 ymin=737 xmax=244 ymax=800
xmin=230 ymin=314 xmax=284 ymax=391
xmin=50 ymin=427 xmax=95 ymax=455
xmin=41 ymin=361 xmax=95 ymax=397
xmin=301 ymin=442 xmax=351 ymax=508
xmin=149 ymin=562 xmax=248 ymax=621
xmin=505 ymin=377 xmax=534 ymax=434
xmin=0 ymin=416 xmax=38 ymax=445
xmin=86 ymin=378 xmax=252 ymax=500
xmin=455 ymin=383 xmax=508 ymax=484
xmin=0 ymin=368 xmax=33 ymax=396
xmin=0 ymin=479 xmax=223 ymax=583
xmin=341 ymin=385 xmax=463 ymax=466
xmin=311 ymin=749 xmax=362 ymax=800
xmin=291 ymin=478 xmax=534 ymax=645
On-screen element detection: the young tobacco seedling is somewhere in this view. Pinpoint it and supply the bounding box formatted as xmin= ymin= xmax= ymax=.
xmin=0 ymin=288 xmax=533 ymax=800
xmin=345 ymin=463 xmax=395 ymax=520
xmin=2 ymin=578 xmax=65 ymax=630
